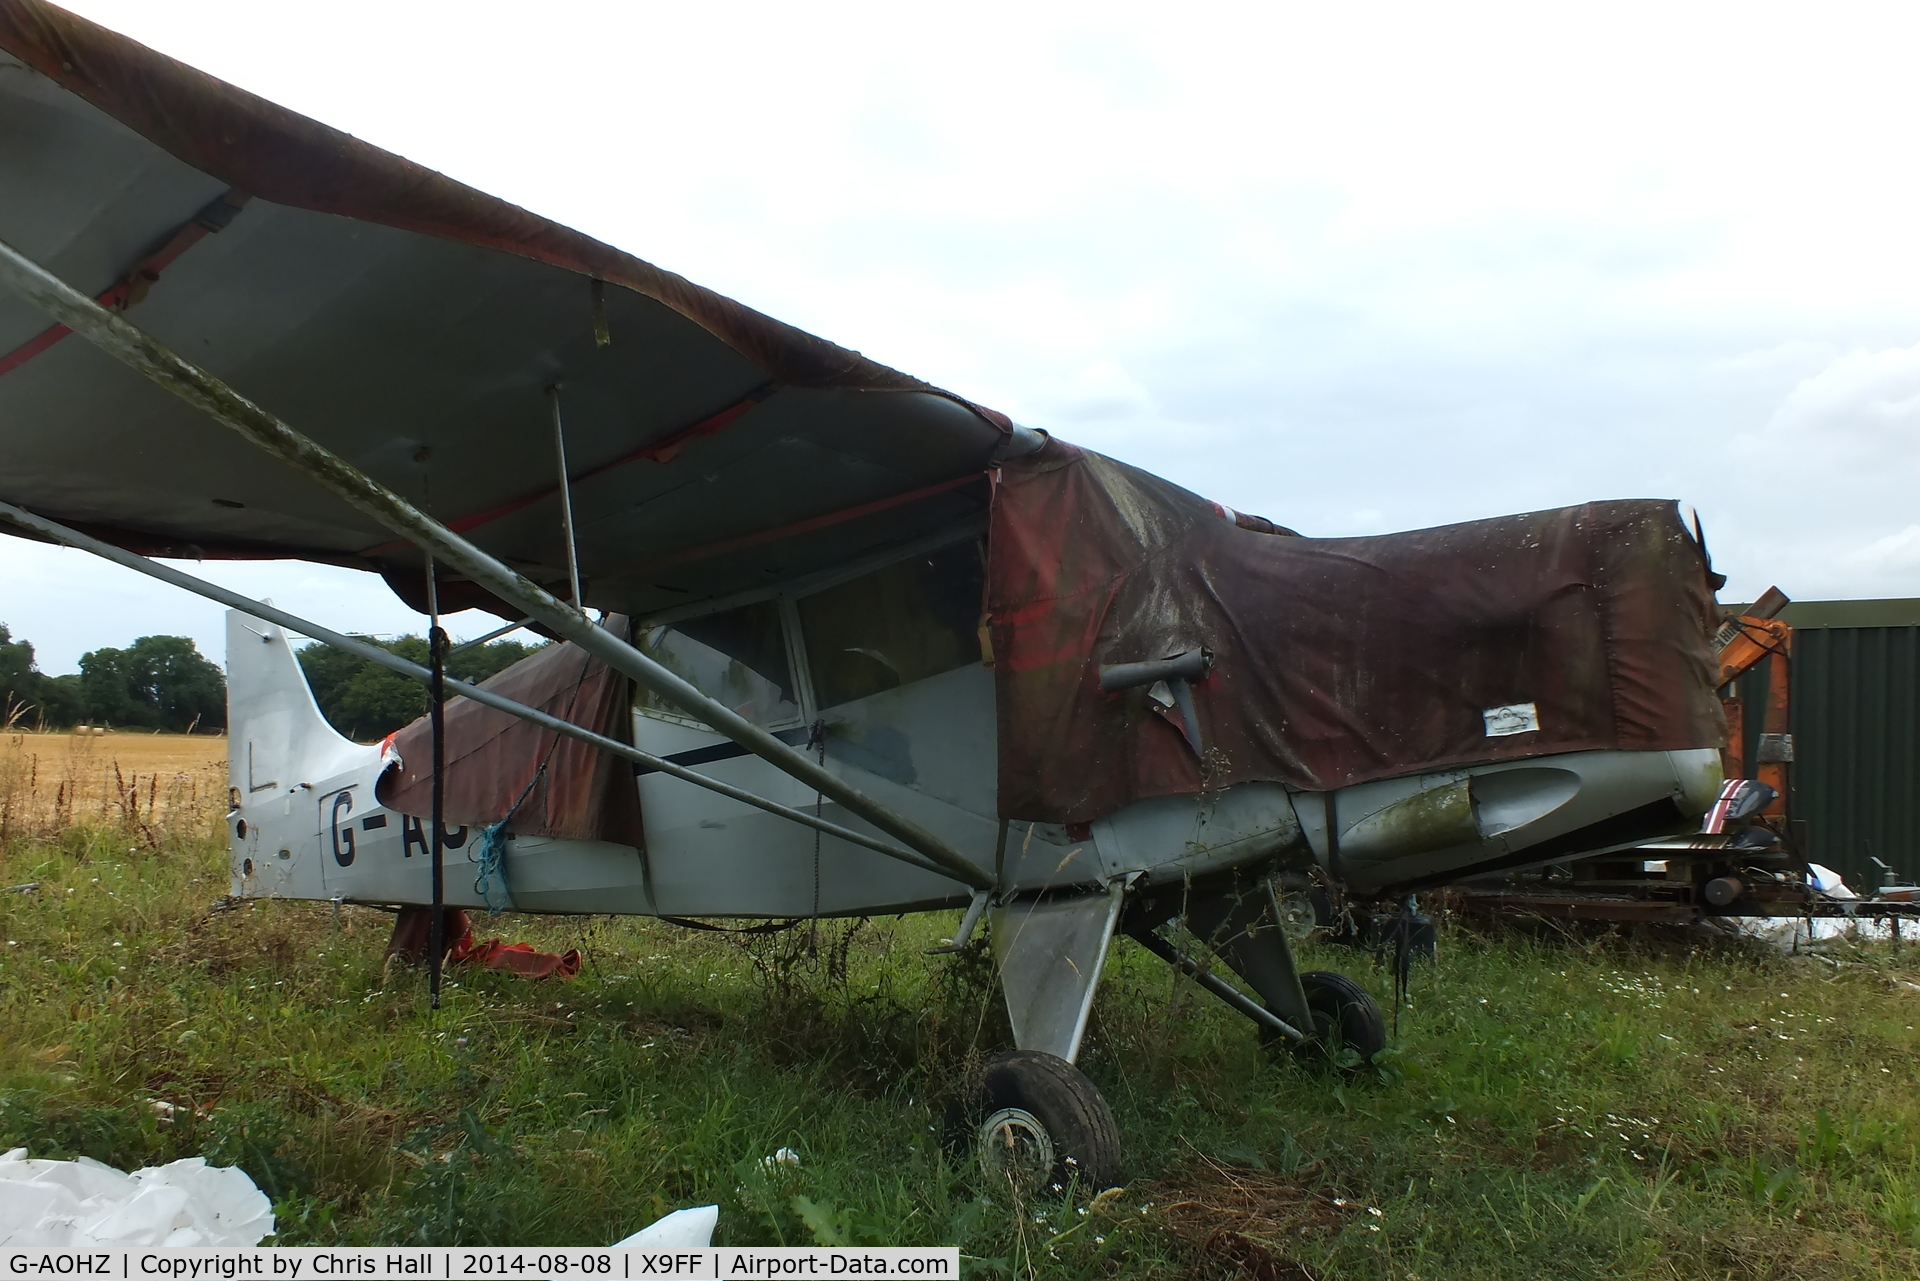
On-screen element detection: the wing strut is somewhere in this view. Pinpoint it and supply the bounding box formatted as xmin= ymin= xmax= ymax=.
xmin=547 ymin=385 xmax=585 ymax=612
xmin=0 ymin=234 xmax=993 ymax=892
xmin=0 ymin=497 xmax=963 ymax=883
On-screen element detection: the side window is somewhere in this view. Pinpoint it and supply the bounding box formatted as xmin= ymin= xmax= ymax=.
xmin=797 ymin=540 xmax=984 ymax=710
xmin=635 ymin=600 xmax=800 ymax=728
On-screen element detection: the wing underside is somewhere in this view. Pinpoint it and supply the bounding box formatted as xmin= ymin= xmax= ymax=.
xmin=0 ymin=0 xmax=1009 ymax=622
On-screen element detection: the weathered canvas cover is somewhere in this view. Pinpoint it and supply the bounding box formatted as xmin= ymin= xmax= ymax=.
xmin=987 ymin=440 xmax=1725 ymax=825
xmin=377 ymin=626 xmax=644 ymax=848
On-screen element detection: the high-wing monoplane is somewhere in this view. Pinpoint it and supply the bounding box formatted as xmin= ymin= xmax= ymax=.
xmin=0 ymin=1 xmax=1727 ymax=1187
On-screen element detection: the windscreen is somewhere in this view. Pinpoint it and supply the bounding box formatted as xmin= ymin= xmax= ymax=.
xmin=797 ymin=540 xmax=985 ymax=709
xmin=635 ymin=600 xmax=800 ymax=728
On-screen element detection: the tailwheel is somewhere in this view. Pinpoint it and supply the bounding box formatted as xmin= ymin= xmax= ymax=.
xmin=964 ymin=1050 xmax=1122 ymax=1194
xmin=1297 ymin=970 xmax=1387 ymax=1067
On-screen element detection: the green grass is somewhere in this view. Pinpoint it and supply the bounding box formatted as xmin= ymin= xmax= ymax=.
xmin=4 ymin=818 xmax=1920 ymax=1278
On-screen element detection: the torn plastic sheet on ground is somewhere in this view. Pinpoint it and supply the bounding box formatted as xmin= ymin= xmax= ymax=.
xmin=0 ymin=1143 xmax=710 ymax=1247
xmin=0 ymin=1149 xmax=273 ymax=1247
xmin=614 ymin=1205 xmax=718 ymax=1247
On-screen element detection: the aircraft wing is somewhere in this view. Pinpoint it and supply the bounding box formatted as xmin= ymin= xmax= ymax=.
xmin=0 ymin=0 xmax=1011 ymax=620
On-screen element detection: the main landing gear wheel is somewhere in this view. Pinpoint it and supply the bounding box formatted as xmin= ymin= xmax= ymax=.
xmin=1298 ymin=970 xmax=1387 ymax=1067
xmin=963 ymin=1051 xmax=1121 ymax=1194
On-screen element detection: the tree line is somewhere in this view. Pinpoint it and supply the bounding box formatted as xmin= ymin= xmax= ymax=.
xmin=1 ymin=622 xmax=542 ymax=739
xmin=1 ymin=624 xmax=225 ymax=732
xmin=296 ymin=635 xmax=543 ymax=741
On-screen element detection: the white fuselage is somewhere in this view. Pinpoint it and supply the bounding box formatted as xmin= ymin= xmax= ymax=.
xmin=227 ymin=611 xmax=1721 ymax=914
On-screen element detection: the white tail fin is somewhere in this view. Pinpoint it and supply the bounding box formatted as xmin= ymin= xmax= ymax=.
xmin=226 ymin=610 xmax=368 ymax=802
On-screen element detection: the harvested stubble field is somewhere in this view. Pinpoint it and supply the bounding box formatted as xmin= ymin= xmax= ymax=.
xmin=2 ymin=764 xmax=1919 ymax=1278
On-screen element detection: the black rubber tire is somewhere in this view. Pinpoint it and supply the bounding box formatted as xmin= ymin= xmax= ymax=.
xmin=966 ymin=1050 xmax=1122 ymax=1194
xmin=1299 ymin=970 xmax=1387 ymax=1066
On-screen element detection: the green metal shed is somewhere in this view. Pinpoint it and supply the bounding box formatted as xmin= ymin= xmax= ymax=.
xmin=1731 ymin=599 xmax=1920 ymax=891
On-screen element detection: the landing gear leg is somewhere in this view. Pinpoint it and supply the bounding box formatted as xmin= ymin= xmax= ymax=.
xmin=963 ymin=885 xmax=1127 ymax=1191
xmin=1127 ymin=874 xmax=1388 ymax=1066
xmin=1183 ymin=874 xmax=1316 ymax=1035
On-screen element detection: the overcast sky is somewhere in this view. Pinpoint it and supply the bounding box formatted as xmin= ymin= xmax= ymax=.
xmin=7 ymin=1 xmax=1920 ymax=673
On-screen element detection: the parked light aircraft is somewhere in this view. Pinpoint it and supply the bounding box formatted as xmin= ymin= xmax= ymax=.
xmin=0 ymin=1 xmax=1727 ymax=1187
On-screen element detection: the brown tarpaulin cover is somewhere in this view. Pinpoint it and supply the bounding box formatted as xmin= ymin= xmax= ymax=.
xmin=377 ymin=626 xmax=644 ymax=847
xmin=987 ymin=441 xmax=1725 ymax=825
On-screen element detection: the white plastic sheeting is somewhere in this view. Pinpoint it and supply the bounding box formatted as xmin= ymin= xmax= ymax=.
xmin=1807 ymin=863 xmax=1856 ymax=897
xmin=0 ymin=1147 xmax=714 ymax=1249
xmin=613 ymin=1206 xmax=718 ymax=1247
xmin=0 ymin=1149 xmax=274 ymax=1247
xmin=1732 ymin=914 xmax=1899 ymax=948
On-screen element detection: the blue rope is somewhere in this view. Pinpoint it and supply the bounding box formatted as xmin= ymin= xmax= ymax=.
xmin=471 ymin=818 xmax=515 ymax=914
xmin=469 ymin=761 xmax=548 ymax=916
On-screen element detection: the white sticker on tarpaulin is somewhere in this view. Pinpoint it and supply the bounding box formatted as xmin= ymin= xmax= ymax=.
xmin=1482 ymin=702 xmax=1540 ymax=737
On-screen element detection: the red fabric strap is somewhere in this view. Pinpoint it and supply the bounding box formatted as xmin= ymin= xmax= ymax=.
xmin=357 ymin=383 xmax=780 ymax=558
xmin=0 ymin=189 xmax=248 ymax=379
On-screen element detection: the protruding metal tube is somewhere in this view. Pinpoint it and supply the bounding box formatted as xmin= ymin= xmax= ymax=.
xmin=989 ymin=423 xmax=1048 ymax=460
xmin=1099 ymin=648 xmax=1212 ymax=693
xmin=926 ymin=888 xmax=992 ymax=955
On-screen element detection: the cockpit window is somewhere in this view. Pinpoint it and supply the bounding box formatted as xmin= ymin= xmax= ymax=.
xmin=797 ymin=540 xmax=984 ymax=710
xmin=635 ymin=600 xmax=800 ymax=728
